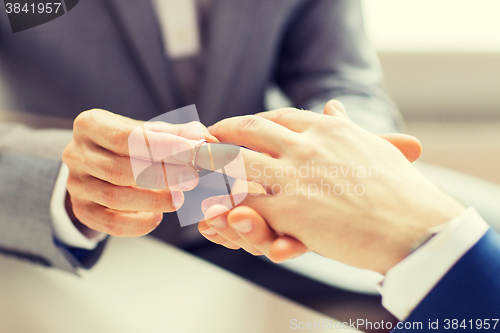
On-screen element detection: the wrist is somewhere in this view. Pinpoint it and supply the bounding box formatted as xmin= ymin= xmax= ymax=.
xmin=377 ymin=184 xmax=466 ymax=275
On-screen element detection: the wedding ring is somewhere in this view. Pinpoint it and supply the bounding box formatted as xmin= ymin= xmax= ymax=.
xmin=189 ymin=139 xmax=207 ymax=172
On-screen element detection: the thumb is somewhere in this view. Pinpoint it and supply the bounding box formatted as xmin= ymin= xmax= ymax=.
xmin=323 ymin=99 xmax=349 ymax=118
xmin=321 ymin=102 xmax=422 ymax=163
xmin=379 ymin=133 xmax=422 ymax=162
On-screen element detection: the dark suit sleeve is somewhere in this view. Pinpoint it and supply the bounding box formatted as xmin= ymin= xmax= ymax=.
xmin=392 ymin=228 xmax=500 ymax=332
xmin=276 ymin=0 xmax=402 ymax=134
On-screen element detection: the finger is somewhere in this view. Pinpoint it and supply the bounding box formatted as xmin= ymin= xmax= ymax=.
xmin=202 ymin=205 xmax=262 ymax=255
xmin=71 ymin=200 xmax=164 ymax=237
xmin=379 ymin=133 xmax=422 ymax=163
xmin=135 ymin=161 xmax=199 ymax=191
xmin=226 ymin=206 xmax=274 ymax=250
xmin=68 ymin=176 xmax=184 ymax=212
xmin=202 ymin=192 xmax=274 ymax=220
xmin=195 ymin=143 xmax=241 ymax=171
xmin=209 ymin=115 xmax=299 ymax=158
xmin=269 ymin=236 xmax=309 ymax=262
xmin=64 ymin=144 xmax=136 ymax=186
xmin=198 ymin=218 xmax=243 ymax=251
xmin=255 ymin=100 xmax=350 ymax=134
xmin=144 ymin=121 xmax=219 ymax=143
xmin=201 ymin=192 xmax=257 ymax=215
xmin=81 ymin=145 xmax=199 ymax=189
xmin=195 ymin=143 xmax=281 ymax=184
xmin=255 ymin=108 xmax=325 ymax=133
xmin=323 ymin=102 xmax=423 ymax=162
xmin=128 ymin=125 xmax=195 ymax=164
xmin=323 ymin=100 xmax=349 ymax=119
xmin=73 ymin=110 xmax=194 ymax=164
xmin=227 ymin=206 xmax=306 ymax=262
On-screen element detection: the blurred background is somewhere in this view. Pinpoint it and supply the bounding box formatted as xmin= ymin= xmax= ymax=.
xmin=2 ymin=0 xmax=499 ymax=185
xmin=363 ymin=0 xmax=500 ymax=185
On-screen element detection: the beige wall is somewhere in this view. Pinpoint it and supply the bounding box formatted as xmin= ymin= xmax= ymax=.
xmin=379 ymin=52 xmax=500 ymax=122
xmin=405 ymin=122 xmax=500 ymax=185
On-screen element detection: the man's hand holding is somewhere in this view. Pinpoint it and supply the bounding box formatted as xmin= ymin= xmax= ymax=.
xmin=62 ymin=109 xmax=217 ymax=237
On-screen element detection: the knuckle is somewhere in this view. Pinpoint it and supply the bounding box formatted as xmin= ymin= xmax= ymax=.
xmin=100 ymin=160 xmax=115 ymax=182
xmin=62 ymin=142 xmax=81 ymax=167
xmin=273 ymin=108 xmax=298 ymax=121
xmin=308 ymin=145 xmax=324 ymax=159
xmin=208 ymin=122 xmax=221 ymax=137
xmin=236 ymin=115 xmax=260 ymax=132
xmin=222 ymin=241 xmax=241 ymax=250
xmin=225 ymin=232 xmax=242 ymax=242
xmin=105 ymin=160 xmax=126 ymax=185
xmin=248 ymin=249 xmax=263 ymax=256
xmin=251 ymin=234 xmax=270 ymax=247
xmin=61 ymin=145 xmax=72 ymax=164
xmin=102 ymin=188 xmax=120 ymax=209
xmin=73 ymin=110 xmax=90 ymax=130
xmin=198 ymin=223 xmax=207 ymax=233
xmin=65 ymin=174 xmax=79 ymax=194
xmin=149 ymin=192 xmax=173 ymax=212
xmin=103 ymin=212 xmax=124 ymax=236
xmin=200 ymin=231 xmax=216 ymax=241
xmin=313 ymin=117 xmax=348 ymax=133
xmin=108 ymin=127 xmax=128 ymax=153
xmin=205 ymin=233 xmax=226 ymax=245
xmin=279 ymin=135 xmax=300 ymax=148
xmin=292 ymin=142 xmax=322 ymax=160
xmin=70 ymin=199 xmax=85 ymax=221
xmin=73 ymin=109 xmax=99 ymax=132
xmin=149 ymin=193 xmax=162 ymax=211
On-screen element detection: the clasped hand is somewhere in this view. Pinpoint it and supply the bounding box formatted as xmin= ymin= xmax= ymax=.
xmin=198 ymin=100 xmax=464 ymax=274
xmin=62 ymin=109 xmax=218 ymax=237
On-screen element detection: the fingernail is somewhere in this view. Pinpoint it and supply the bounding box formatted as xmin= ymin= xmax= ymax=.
xmin=210 ymin=215 xmax=227 ymax=228
xmin=171 ymin=191 xmax=183 ymax=208
xmin=172 ymin=143 xmax=191 ymax=163
xmin=202 ymin=228 xmax=217 ymax=236
xmin=231 ymin=219 xmax=253 ymax=233
xmin=156 ymin=213 xmax=164 ymax=224
xmin=332 ymin=100 xmax=346 ymax=113
xmin=178 ymin=171 xmax=197 ymax=190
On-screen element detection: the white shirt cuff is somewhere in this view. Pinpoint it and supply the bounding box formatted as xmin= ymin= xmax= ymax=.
xmin=377 ymin=207 xmax=489 ymax=321
xmin=50 ymin=163 xmax=106 ymax=250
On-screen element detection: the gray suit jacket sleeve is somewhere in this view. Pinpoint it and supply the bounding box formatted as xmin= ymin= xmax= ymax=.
xmin=276 ymin=0 xmax=403 ymax=134
xmin=0 ymin=123 xmax=78 ymax=272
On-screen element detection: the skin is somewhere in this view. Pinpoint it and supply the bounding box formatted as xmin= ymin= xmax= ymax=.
xmin=199 ymin=101 xmax=465 ymax=274
xmin=199 ymin=101 xmax=423 ymax=262
xmin=62 ymin=109 xmax=218 ymax=237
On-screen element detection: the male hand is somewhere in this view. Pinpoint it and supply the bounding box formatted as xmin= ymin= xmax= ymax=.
xmin=199 ymin=101 xmax=464 ymax=273
xmin=199 ymin=101 xmax=422 ymax=262
xmin=62 ymin=109 xmax=217 ymax=237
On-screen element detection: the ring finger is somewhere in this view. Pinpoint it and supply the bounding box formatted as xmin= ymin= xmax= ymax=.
xmin=83 ymin=145 xmax=198 ymax=190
